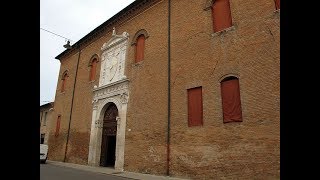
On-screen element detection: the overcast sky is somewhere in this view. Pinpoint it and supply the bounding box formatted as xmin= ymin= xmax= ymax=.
xmin=40 ymin=0 xmax=135 ymax=106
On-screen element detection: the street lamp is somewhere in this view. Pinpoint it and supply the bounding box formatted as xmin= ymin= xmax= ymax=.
xmin=40 ymin=27 xmax=73 ymax=49
xmin=63 ymin=40 xmax=72 ymax=49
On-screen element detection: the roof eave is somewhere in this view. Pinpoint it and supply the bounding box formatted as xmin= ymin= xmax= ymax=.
xmin=55 ymin=0 xmax=146 ymax=60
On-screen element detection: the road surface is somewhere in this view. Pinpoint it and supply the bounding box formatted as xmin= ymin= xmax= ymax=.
xmin=40 ymin=163 xmax=131 ymax=180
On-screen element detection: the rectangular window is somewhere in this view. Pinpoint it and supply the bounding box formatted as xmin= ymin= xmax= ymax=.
xmin=221 ymin=78 xmax=243 ymax=123
xmin=187 ymin=87 xmax=203 ymax=126
xmin=211 ymin=0 xmax=233 ymax=32
xmin=40 ymin=134 xmax=45 ymax=144
xmin=55 ymin=115 xmax=61 ymax=136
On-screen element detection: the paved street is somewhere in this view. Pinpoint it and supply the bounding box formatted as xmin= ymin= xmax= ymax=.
xmin=40 ymin=163 xmax=131 ymax=180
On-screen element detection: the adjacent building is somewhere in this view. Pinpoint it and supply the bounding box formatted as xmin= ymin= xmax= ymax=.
xmin=40 ymin=102 xmax=54 ymax=144
xmin=47 ymin=0 xmax=280 ymax=179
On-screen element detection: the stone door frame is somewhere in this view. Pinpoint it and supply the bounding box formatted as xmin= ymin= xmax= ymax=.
xmin=88 ymin=80 xmax=129 ymax=171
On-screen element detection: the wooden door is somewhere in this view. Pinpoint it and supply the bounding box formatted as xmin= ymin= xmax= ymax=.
xmin=100 ymin=104 xmax=118 ymax=167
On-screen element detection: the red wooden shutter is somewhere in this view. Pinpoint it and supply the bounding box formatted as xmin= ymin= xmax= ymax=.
xmin=274 ymin=0 xmax=280 ymax=10
xmin=55 ymin=115 xmax=61 ymax=136
xmin=187 ymin=87 xmax=203 ymax=126
xmin=135 ymin=35 xmax=145 ymax=63
xmin=90 ymin=59 xmax=97 ymax=81
xmin=211 ymin=0 xmax=233 ymax=32
xmin=221 ymin=78 xmax=242 ymax=123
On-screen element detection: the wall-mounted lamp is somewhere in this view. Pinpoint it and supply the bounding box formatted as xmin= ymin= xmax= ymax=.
xmin=40 ymin=28 xmax=73 ymax=49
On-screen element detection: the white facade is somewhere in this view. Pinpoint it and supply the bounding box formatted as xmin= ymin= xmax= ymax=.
xmin=88 ymin=29 xmax=130 ymax=171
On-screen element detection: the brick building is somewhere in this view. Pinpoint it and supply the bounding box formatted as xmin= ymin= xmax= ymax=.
xmin=47 ymin=0 xmax=280 ymax=179
xmin=40 ymin=102 xmax=54 ymax=144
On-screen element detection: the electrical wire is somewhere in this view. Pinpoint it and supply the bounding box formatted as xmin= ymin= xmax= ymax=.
xmin=40 ymin=27 xmax=73 ymax=42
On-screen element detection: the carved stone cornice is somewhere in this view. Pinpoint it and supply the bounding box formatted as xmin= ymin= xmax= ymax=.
xmin=94 ymin=79 xmax=129 ymax=92
xmin=101 ymin=30 xmax=129 ymax=51
xmin=93 ymin=79 xmax=129 ymax=101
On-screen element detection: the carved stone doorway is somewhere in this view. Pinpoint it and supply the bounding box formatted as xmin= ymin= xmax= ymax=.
xmin=100 ymin=103 xmax=118 ymax=167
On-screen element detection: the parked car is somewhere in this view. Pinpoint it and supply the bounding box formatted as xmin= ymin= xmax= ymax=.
xmin=40 ymin=144 xmax=48 ymax=163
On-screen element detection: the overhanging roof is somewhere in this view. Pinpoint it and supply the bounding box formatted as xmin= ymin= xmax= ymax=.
xmin=55 ymin=0 xmax=147 ymax=60
xmin=40 ymin=102 xmax=54 ymax=109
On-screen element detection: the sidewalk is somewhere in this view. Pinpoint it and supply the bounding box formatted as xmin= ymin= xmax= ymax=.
xmin=46 ymin=160 xmax=189 ymax=180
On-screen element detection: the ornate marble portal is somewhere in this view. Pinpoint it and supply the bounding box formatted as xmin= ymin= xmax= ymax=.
xmin=88 ymin=28 xmax=129 ymax=171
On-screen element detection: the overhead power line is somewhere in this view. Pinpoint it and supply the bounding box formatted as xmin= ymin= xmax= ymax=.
xmin=40 ymin=27 xmax=73 ymax=42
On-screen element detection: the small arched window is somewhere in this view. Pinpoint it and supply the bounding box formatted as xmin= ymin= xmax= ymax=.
xmin=136 ymin=35 xmax=145 ymax=63
xmin=132 ymin=29 xmax=149 ymax=63
xmin=61 ymin=70 xmax=69 ymax=92
xmin=274 ymin=0 xmax=280 ymax=10
xmin=220 ymin=76 xmax=242 ymax=123
xmin=211 ymin=0 xmax=233 ymax=32
xmin=89 ymin=58 xmax=98 ymax=81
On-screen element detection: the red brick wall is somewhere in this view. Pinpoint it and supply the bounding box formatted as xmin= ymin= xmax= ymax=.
xmin=48 ymin=0 xmax=279 ymax=179
xmin=169 ymin=0 xmax=279 ymax=179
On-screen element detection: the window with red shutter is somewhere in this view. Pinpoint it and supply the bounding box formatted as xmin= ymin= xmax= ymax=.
xmin=135 ymin=34 xmax=145 ymax=63
xmin=220 ymin=77 xmax=242 ymax=123
xmin=187 ymin=87 xmax=203 ymax=127
xmin=89 ymin=58 xmax=98 ymax=81
xmin=274 ymin=0 xmax=280 ymax=10
xmin=211 ymin=0 xmax=233 ymax=32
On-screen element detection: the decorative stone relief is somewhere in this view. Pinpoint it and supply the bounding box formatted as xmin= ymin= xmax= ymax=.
xmin=116 ymin=116 xmax=121 ymax=126
xmin=89 ymin=30 xmax=130 ymax=171
xmin=94 ymin=80 xmax=129 ymax=100
xmin=92 ymin=99 xmax=99 ymax=104
xmin=120 ymin=92 xmax=128 ymax=104
xmin=95 ymin=120 xmax=103 ymax=128
xmin=99 ymin=36 xmax=128 ymax=86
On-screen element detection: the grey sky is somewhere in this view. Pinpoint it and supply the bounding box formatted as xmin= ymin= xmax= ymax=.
xmin=40 ymin=0 xmax=135 ymax=106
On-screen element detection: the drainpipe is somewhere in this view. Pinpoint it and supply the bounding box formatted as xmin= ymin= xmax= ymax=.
xmin=64 ymin=44 xmax=81 ymax=162
xmin=40 ymin=111 xmax=43 ymax=127
xmin=166 ymin=0 xmax=171 ymax=176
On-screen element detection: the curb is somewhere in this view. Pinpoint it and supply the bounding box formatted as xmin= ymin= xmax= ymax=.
xmin=45 ymin=160 xmax=188 ymax=180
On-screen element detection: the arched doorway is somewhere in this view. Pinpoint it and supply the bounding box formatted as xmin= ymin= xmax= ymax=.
xmin=100 ymin=103 xmax=118 ymax=167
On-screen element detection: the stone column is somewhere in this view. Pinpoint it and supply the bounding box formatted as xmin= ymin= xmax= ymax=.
xmin=114 ymin=93 xmax=128 ymax=171
xmin=95 ymin=117 xmax=103 ymax=166
xmin=115 ymin=116 xmax=122 ymax=171
xmin=88 ymin=104 xmax=98 ymax=166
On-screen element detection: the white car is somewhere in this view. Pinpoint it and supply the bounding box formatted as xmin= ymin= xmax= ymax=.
xmin=40 ymin=144 xmax=48 ymax=163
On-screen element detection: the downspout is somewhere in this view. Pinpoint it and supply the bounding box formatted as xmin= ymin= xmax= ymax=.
xmin=64 ymin=44 xmax=81 ymax=162
xmin=40 ymin=111 xmax=43 ymax=127
xmin=166 ymin=0 xmax=171 ymax=176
